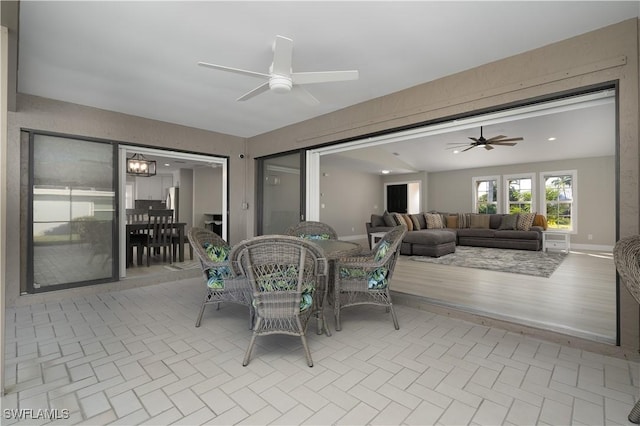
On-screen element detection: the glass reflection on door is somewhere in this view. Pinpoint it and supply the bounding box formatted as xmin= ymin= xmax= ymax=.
xmin=259 ymin=152 xmax=302 ymax=235
xmin=30 ymin=134 xmax=116 ymax=291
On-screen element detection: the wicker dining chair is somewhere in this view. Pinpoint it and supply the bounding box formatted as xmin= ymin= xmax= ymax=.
xmin=188 ymin=227 xmax=252 ymax=328
xmin=333 ymin=224 xmax=407 ymax=331
xmin=230 ymin=235 xmax=328 ymax=367
xmin=285 ymin=221 xmax=338 ymax=240
xmin=613 ymin=235 xmax=640 ymax=423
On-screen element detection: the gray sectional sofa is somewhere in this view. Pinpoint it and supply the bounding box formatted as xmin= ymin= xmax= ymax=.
xmin=366 ymin=212 xmax=545 ymax=256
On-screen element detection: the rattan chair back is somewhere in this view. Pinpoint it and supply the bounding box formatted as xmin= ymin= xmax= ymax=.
xmin=188 ymin=227 xmax=252 ymax=328
xmin=230 ymin=235 xmax=328 ymax=366
xmin=613 ymin=234 xmax=640 ymax=423
xmin=285 ymin=221 xmax=338 ymax=240
xmin=333 ymin=224 xmax=407 ymax=331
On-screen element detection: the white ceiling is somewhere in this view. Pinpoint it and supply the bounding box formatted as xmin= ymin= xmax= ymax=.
xmin=17 ymin=1 xmax=638 ymax=142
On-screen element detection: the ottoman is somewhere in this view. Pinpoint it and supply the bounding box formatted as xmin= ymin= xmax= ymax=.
xmin=401 ymin=229 xmax=456 ymax=257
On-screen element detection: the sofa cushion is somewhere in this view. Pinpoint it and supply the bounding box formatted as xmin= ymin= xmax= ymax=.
xmin=424 ymin=213 xmax=444 ymax=229
xmin=494 ymin=230 xmax=541 ymax=240
xmin=403 ymin=229 xmax=456 ymax=245
xmin=517 ymin=212 xmax=536 ymax=231
xmin=392 ymin=213 xmax=405 ymax=227
xmin=383 ymin=211 xmax=397 ymax=227
xmin=371 ymin=214 xmax=385 ymax=227
xmin=409 ymin=214 xmax=423 ymax=230
xmin=470 ymin=214 xmax=490 ymax=229
xmin=489 ymin=214 xmax=504 ymax=229
xmin=400 ymin=214 xmax=414 ymax=231
xmin=498 ymin=214 xmax=519 ymax=230
xmin=446 ymin=215 xmax=458 ymax=229
xmin=457 ymin=228 xmax=496 ymax=238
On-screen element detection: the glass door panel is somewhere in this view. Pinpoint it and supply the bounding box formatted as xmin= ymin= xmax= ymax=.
xmin=30 ymin=134 xmax=116 ymax=291
xmin=258 ymin=152 xmax=303 ymax=235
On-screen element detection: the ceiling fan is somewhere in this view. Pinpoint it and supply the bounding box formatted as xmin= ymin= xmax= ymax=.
xmin=198 ymin=35 xmax=359 ymax=105
xmin=447 ymin=126 xmax=524 ymax=152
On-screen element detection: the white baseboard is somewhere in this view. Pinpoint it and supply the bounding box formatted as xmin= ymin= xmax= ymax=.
xmin=569 ymin=243 xmax=613 ymax=252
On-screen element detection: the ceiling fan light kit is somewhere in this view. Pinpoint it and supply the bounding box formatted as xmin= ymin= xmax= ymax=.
xmin=198 ymin=35 xmax=359 ymax=104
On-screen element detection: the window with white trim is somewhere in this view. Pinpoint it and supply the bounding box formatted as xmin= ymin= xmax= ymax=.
xmin=472 ymin=176 xmax=500 ymax=214
xmin=540 ymin=170 xmax=577 ymax=232
xmin=504 ymin=173 xmax=535 ymax=214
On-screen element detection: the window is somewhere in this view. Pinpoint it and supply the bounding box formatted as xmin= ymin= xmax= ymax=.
xmin=504 ymin=173 xmax=534 ymax=214
xmin=473 ymin=176 xmax=500 ymax=214
xmin=541 ymin=170 xmax=577 ymax=232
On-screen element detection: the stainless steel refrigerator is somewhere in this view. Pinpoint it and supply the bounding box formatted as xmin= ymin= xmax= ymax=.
xmin=165 ymin=187 xmax=179 ymax=222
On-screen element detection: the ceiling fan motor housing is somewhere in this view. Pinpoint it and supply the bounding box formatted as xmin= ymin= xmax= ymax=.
xmin=269 ymin=75 xmax=293 ymax=93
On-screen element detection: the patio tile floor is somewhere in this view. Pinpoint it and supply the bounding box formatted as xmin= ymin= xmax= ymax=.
xmin=2 ymin=276 xmax=638 ymax=425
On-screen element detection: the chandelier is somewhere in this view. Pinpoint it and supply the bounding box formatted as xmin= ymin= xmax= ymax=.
xmin=126 ymin=153 xmax=156 ymax=177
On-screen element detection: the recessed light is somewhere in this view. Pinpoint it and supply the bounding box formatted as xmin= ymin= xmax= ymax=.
xmin=164 ymin=163 xmax=171 ymax=167
xmin=453 ymin=150 xmax=460 ymax=154
xmin=547 ymin=137 xmax=556 ymax=141
xmin=381 ymin=170 xmax=390 ymax=174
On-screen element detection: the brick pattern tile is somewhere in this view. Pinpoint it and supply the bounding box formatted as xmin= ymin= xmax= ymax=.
xmin=2 ymin=277 xmax=638 ymax=425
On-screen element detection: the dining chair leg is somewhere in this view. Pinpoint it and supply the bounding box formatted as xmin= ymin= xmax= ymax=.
xmin=195 ymin=301 xmax=207 ymax=327
xmin=300 ymin=334 xmax=313 ymax=367
xmin=243 ymin=319 xmax=261 ymax=366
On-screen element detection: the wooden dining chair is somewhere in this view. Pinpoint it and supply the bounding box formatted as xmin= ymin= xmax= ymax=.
xmin=230 ymin=235 xmax=328 ymax=367
xmin=126 ymin=208 xmax=148 ymax=267
xmin=144 ymin=209 xmax=174 ymax=266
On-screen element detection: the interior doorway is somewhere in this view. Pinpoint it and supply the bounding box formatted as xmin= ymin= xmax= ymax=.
xmin=118 ymin=146 xmax=228 ymax=279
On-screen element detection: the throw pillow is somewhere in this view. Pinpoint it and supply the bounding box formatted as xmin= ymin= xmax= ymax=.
xmin=382 ymin=210 xmax=396 ymax=227
xmin=424 ymin=213 xmax=444 ymax=229
xmin=401 ymin=214 xmax=414 ymax=231
xmin=517 ymin=212 xmax=536 ymax=231
xmin=498 ymin=214 xmax=519 ymax=230
xmin=470 ymin=214 xmax=490 ymax=229
xmin=446 ymin=215 xmax=458 ymax=229
xmin=392 ymin=213 xmax=405 ymax=227
xmin=410 ymin=214 xmax=422 ymax=230
xmin=533 ymin=214 xmax=548 ymax=230
xmin=204 ymin=243 xmax=231 ymax=289
xmin=370 ymin=214 xmax=385 ymax=227
xmin=457 ymin=213 xmax=471 ymax=228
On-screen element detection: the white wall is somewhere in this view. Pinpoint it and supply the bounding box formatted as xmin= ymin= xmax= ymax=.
xmin=318 ymin=161 xmax=382 ymax=237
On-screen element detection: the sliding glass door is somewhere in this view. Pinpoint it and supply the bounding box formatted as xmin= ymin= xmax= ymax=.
xmin=29 ymin=134 xmax=117 ymax=292
xmin=257 ymin=151 xmax=304 ymax=235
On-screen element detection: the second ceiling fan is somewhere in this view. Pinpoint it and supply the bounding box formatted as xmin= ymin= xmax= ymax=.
xmin=447 ymin=126 xmax=523 ymax=152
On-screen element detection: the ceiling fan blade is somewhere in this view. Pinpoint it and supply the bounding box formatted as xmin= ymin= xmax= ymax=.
xmin=486 ymin=135 xmax=507 ymax=142
xmin=291 ymin=85 xmax=320 ymax=106
xmin=489 ymin=142 xmax=518 ymax=146
xmin=461 ymin=145 xmax=476 ymax=152
xmin=272 ymin=35 xmax=293 ymax=76
xmin=468 ymin=137 xmax=479 ymax=143
xmin=484 ymin=144 xmax=494 ymax=150
xmin=492 ymin=137 xmax=523 ymax=142
xmin=198 ymin=62 xmax=270 ymax=79
xmin=236 ymin=82 xmax=270 ymax=101
xmin=292 ymin=70 xmax=359 ymax=85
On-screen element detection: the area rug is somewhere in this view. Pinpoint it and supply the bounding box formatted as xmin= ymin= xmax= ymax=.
xmin=410 ymin=246 xmax=567 ymax=278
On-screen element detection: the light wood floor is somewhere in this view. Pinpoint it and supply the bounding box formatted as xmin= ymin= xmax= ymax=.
xmin=392 ymin=248 xmax=617 ymax=344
